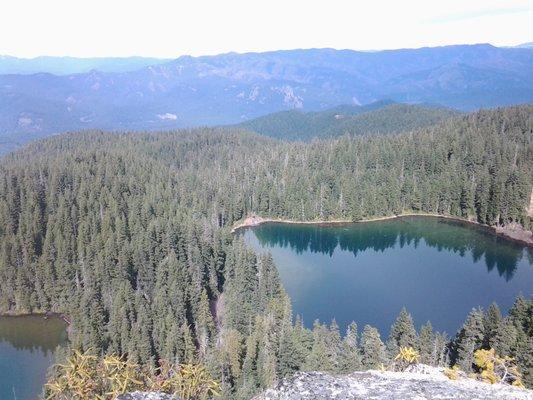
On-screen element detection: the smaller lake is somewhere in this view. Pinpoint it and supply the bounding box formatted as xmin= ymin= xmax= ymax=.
xmin=242 ymin=217 xmax=533 ymax=335
xmin=0 ymin=315 xmax=67 ymax=400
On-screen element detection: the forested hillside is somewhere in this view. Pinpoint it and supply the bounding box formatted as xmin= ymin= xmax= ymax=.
xmin=238 ymin=102 xmax=461 ymax=141
xmin=0 ymin=105 xmax=531 ymax=397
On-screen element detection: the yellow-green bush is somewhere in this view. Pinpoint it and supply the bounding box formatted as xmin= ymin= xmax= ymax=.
xmin=45 ymin=349 xmax=220 ymax=400
xmin=443 ymin=365 xmax=461 ymax=381
xmin=393 ymin=347 xmax=420 ymax=371
xmin=473 ymin=348 xmax=524 ymax=388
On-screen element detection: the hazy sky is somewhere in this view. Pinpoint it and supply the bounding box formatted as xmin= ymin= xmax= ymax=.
xmin=1 ymin=0 xmax=532 ymax=58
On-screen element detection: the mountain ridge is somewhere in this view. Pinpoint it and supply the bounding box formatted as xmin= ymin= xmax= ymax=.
xmin=0 ymin=55 xmax=169 ymax=75
xmin=1 ymin=43 xmax=532 ymax=153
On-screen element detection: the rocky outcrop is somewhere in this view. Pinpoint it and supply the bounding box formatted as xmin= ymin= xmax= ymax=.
xmin=117 ymin=365 xmax=532 ymax=400
xmin=253 ymin=365 xmax=532 ymax=400
xmin=117 ymin=393 xmax=178 ymax=400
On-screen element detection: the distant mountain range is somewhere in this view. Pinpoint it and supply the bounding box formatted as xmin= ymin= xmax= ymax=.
xmin=0 ymin=55 xmax=168 ymax=75
xmin=0 ymin=43 xmax=532 ymax=153
xmin=238 ymin=101 xmax=461 ymax=141
xmin=513 ymin=42 xmax=533 ymax=49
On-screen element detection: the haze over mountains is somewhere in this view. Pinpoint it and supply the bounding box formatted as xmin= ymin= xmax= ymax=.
xmin=0 ymin=55 xmax=169 ymax=75
xmin=0 ymin=43 xmax=532 ymax=153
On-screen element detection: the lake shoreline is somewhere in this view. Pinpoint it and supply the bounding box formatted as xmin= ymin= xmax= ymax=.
xmin=0 ymin=311 xmax=71 ymax=325
xmin=231 ymin=213 xmax=533 ymax=247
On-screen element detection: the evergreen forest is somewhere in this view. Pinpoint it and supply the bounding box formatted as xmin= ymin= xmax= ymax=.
xmin=0 ymin=105 xmax=531 ymax=397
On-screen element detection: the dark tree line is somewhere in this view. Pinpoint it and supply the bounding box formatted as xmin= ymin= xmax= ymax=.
xmin=0 ymin=105 xmax=531 ymax=397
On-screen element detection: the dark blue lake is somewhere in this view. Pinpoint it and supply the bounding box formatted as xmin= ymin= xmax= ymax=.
xmin=242 ymin=216 xmax=533 ymax=335
xmin=0 ymin=315 xmax=67 ymax=400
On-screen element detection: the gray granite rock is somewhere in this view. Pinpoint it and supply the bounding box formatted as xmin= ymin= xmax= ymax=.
xmin=117 ymin=392 xmax=179 ymax=400
xmin=252 ymin=366 xmax=533 ymax=400
xmin=116 ymin=365 xmax=533 ymax=400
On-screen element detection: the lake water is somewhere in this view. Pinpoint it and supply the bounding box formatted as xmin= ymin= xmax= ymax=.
xmin=0 ymin=315 xmax=67 ymax=400
xmin=242 ymin=216 xmax=533 ymax=335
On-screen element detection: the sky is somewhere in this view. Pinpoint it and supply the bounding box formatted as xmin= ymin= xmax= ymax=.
xmin=0 ymin=0 xmax=532 ymax=58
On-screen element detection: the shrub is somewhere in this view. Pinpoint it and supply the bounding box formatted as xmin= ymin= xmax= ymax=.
xmin=45 ymin=349 xmax=220 ymax=400
xmin=393 ymin=347 xmax=420 ymax=371
xmin=473 ymin=348 xmax=524 ymax=388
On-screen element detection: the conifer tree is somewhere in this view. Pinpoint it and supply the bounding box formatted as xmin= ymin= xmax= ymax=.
xmin=387 ymin=307 xmax=418 ymax=357
xmin=417 ymin=321 xmax=435 ymax=365
xmin=196 ymin=288 xmax=215 ymax=360
xmin=361 ymin=325 xmax=387 ymax=369
xmin=219 ymin=328 xmax=244 ymax=387
xmin=305 ymin=321 xmax=332 ymax=371
xmin=238 ymin=323 xmax=259 ymax=397
xmin=453 ymin=308 xmax=485 ymax=372
xmin=181 ymin=322 xmax=197 ymax=364
xmin=515 ymin=333 xmax=533 ymax=387
xmin=326 ymin=320 xmax=343 ymax=373
xmin=509 ymin=295 xmax=532 ymax=335
xmin=491 ymin=318 xmax=518 ymax=357
xmin=339 ymin=322 xmax=362 ymax=372
xmin=433 ymin=332 xmax=450 ymax=367
xmin=277 ymin=301 xmax=300 ymax=377
xmin=291 ymin=316 xmax=313 ymax=371
xmin=483 ymin=302 xmax=502 ymax=349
